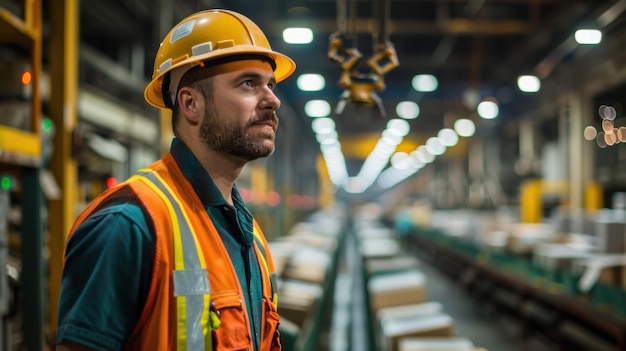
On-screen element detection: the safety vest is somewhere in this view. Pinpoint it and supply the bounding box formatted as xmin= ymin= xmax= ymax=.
xmin=68 ymin=153 xmax=281 ymax=350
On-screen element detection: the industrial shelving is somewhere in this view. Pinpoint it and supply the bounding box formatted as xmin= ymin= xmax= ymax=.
xmin=0 ymin=1 xmax=45 ymax=350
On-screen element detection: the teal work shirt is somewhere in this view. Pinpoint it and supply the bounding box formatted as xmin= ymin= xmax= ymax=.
xmin=56 ymin=138 xmax=264 ymax=350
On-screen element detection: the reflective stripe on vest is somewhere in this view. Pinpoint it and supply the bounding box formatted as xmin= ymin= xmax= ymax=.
xmin=252 ymin=225 xmax=278 ymax=308
xmin=134 ymin=169 xmax=211 ymax=351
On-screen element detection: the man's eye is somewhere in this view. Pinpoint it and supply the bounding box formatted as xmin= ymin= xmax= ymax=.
xmin=243 ymin=80 xmax=254 ymax=87
xmin=267 ymin=82 xmax=275 ymax=90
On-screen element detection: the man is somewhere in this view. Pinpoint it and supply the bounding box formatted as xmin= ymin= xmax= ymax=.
xmin=56 ymin=9 xmax=295 ymax=351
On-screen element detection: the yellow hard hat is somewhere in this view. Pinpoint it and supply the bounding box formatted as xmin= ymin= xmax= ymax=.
xmin=144 ymin=9 xmax=296 ymax=109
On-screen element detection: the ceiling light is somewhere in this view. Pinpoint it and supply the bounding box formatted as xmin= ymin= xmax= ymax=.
xmin=437 ymin=128 xmax=459 ymax=147
xmin=599 ymin=105 xmax=617 ymax=120
xmin=415 ymin=146 xmax=435 ymax=163
xmin=411 ymin=74 xmax=438 ymax=92
xmin=574 ymin=29 xmax=602 ymax=45
xmin=316 ymin=131 xmax=339 ymax=145
xmin=390 ymin=152 xmax=410 ymax=169
xmin=381 ymin=130 xmax=403 ymax=146
xmin=311 ymin=117 xmax=336 ymax=134
xmin=426 ymin=137 xmax=446 ymax=155
xmin=454 ymin=118 xmax=476 ymax=137
xmin=386 ymin=118 xmax=410 ymax=136
xmin=283 ymin=27 xmax=314 ymax=44
xmin=396 ymin=101 xmax=420 ymax=119
xmin=344 ymin=177 xmax=367 ymax=194
xmin=583 ymin=126 xmax=597 ymax=141
xmin=297 ymin=74 xmax=325 ymax=91
xmin=517 ymin=75 xmax=541 ymax=93
xmin=477 ymin=100 xmax=499 ymax=119
xmin=304 ymin=99 xmax=331 ymax=117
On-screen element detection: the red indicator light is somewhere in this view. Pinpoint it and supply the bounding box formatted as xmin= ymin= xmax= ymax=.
xmin=21 ymin=70 xmax=32 ymax=85
xmin=106 ymin=176 xmax=118 ymax=189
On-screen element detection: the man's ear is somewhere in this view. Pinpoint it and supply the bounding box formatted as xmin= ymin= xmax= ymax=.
xmin=177 ymin=87 xmax=202 ymax=123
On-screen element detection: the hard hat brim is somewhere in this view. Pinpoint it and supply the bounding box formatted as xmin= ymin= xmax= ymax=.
xmin=145 ymin=47 xmax=296 ymax=110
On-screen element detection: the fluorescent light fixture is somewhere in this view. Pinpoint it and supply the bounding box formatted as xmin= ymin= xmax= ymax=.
xmin=297 ymin=74 xmax=325 ymax=91
xmin=282 ymin=27 xmax=313 ymax=44
xmin=575 ymin=29 xmax=602 ymax=45
xmin=437 ymin=128 xmax=459 ymax=147
xmin=304 ymin=99 xmax=331 ymax=117
xmin=426 ymin=137 xmax=446 ymax=155
xmin=454 ymin=118 xmax=476 ymax=137
xmin=396 ymin=101 xmax=420 ymax=119
xmin=415 ymin=145 xmax=435 ymax=163
xmin=477 ymin=100 xmax=499 ymax=119
xmin=390 ymin=152 xmax=410 ymax=169
xmin=517 ymin=75 xmax=541 ymax=93
xmin=311 ymin=117 xmax=336 ymax=134
xmin=411 ymin=74 xmax=438 ymax=92
xmin=316 ymin=131 xmax=339 ymax=145
xmin=386 ymin=118 xmax=411 ymax=136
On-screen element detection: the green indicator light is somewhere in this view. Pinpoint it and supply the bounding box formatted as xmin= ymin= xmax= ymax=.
xmin=1 ymin=176 xmax=11 ymax=191
xmin=42 ymin=117 xmax=53 ymax=132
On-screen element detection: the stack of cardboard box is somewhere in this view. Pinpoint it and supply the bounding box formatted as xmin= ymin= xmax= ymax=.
xmin=358 ymin=221 xmax=488 ymax=351
xmin=271 ymin=213 xmax=343 ymax=349
xmin=398 ymin=337 xmax=487 ymax=351
xmin=358 ymin=227 xmax=455 ymax=351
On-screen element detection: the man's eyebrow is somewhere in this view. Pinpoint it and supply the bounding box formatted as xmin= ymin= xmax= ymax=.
xmin=234 ymin=71 xmax=277 ymax=84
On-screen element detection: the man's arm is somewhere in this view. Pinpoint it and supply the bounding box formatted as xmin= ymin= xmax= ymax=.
xmin=56 ymin=201 xmax=155 ymax=350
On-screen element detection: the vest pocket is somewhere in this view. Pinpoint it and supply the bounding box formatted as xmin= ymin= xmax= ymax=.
xmin=211 ymin=292 xmax=252 ymax=351
xmin=262 ymin=297 xmax=281 ymax=351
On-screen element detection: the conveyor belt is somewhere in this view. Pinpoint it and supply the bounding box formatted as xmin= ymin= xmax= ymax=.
xmin=408 ymin=229 xmax=626 ymax=351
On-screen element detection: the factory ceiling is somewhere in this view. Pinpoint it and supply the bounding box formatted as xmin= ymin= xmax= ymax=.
xmin=53 ymin=0 xmax=626 ymax=188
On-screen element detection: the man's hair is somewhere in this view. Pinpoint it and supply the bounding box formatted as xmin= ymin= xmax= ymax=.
xmin=171 ymin=66 xmax=214 ymax=133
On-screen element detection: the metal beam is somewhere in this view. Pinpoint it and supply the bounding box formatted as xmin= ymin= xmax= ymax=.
xmin=80 ymin=45 xmax=147 ymax=93
xmin=269 ymin=18 xmax=535 ymax=35
xmin=47 ymin=0 xmax=79 ymax=341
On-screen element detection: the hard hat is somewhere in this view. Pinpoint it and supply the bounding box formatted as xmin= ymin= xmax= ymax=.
xmin=144 ymin=9 xmax=296 ymax=109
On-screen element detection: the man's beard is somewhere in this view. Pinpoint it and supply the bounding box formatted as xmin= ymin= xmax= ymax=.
xmin=199 ymin=106 xmax=279 ymax=161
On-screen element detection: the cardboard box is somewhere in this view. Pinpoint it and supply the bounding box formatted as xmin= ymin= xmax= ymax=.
xmin=377 ymin=302 xmax=443 ymax=325
xmin=506 ymin=222 xmax=556 ymax=254
xmin=381 ymin=314 xmax=455 ymax=351
xmin=361 ymin=237 xmax=402 ymax=258
xmin=368 ymin=270 xmax=427 ymax=311
xmin=366 ymin=256 xmax=421 ymax=276
xmin=279 ymin=280 xmax=323 ymax=305
xmin=277 ymin=294 xmax=312 ymax=328
xmin=268 ymin=241 xmax=299 ymax=277
xmin=282 ymin=264 xmax=327 ymax=284
xmin=397 ymin=336 xmax=474 ymax=350
xmin=595 ymin=219 xmax=626 ymax=254
xmin=278 ymin=280 xmax=323 ymax=328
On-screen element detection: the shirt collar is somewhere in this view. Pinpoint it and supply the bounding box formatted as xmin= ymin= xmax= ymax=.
xmin=169 ymin=138 xmax=249 ymax=213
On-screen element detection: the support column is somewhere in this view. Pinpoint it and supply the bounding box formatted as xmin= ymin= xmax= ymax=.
xmin=519 ymin=118 xmax=536 ymax=166
xmin=47 ymin=0 xmax=79 ymax=341
xmin=567 ymin=91 xmax=589 ymax=211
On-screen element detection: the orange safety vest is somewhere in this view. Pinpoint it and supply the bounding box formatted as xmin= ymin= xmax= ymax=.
xmin=68 ymin=153 xmax=281 ymax=351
